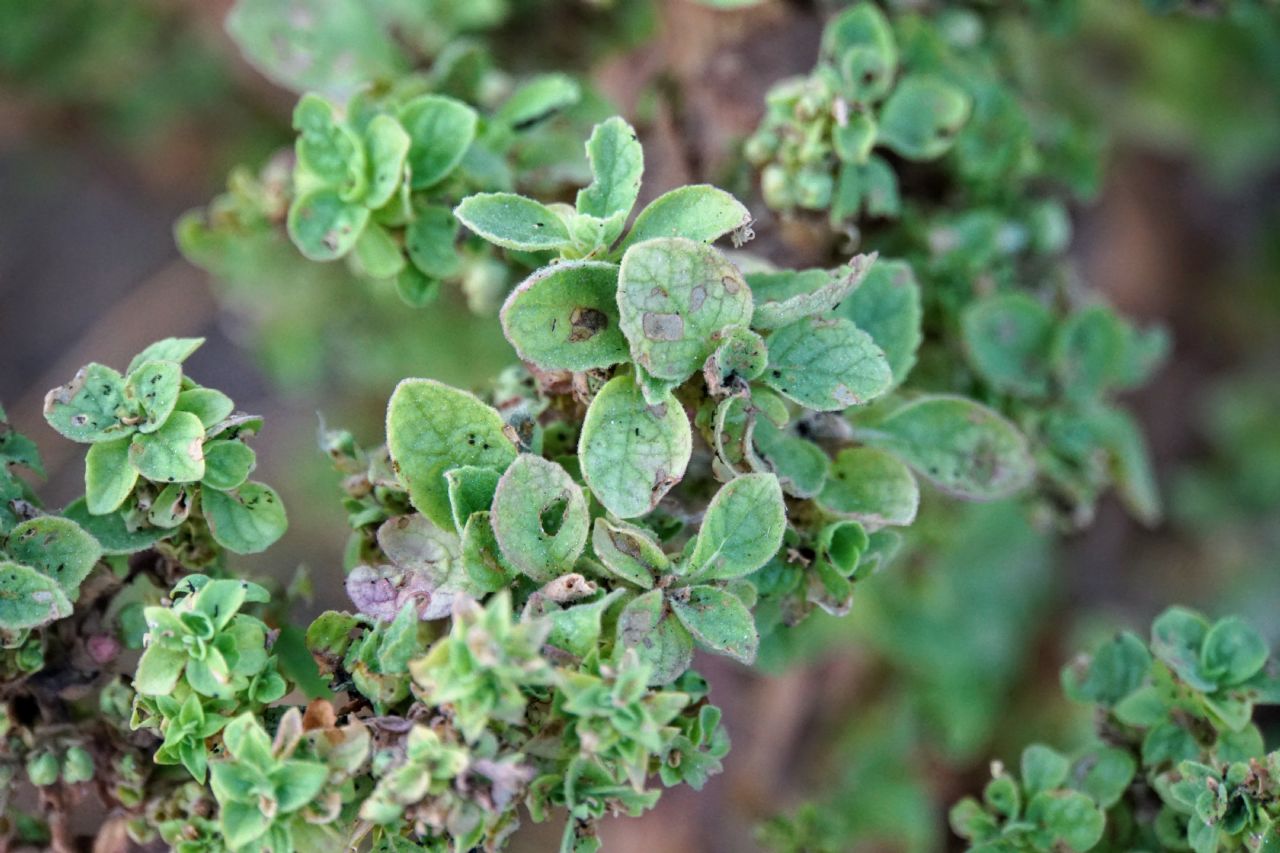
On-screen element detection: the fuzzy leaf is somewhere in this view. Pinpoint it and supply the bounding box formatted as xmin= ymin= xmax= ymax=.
xmin=0 ymin=561 xmax=72 ymax=630
xmin=126 ymin=338 xmax=204 ymax=374
xmin=132 ymin=642 xmax=187 ymax=695
xmin=386 ymin=378 xmax=517 ymax=530
xmin=124 ymin=361 xmax=183 ymax=433
xmin=43 ymin=363 xmax=131 ymax=443
xmin=294 ymin=93 xmax=365 ymax=196
xmin=576 ymin=116 xmax=643 ymax=241
xmin=444 ymin=466 xmax=501 ymax=534
xmin=816 ymin=446 xmax=918 ymax=528
xmin=491 ymin=455 xmax=589 ymax=583
xmin=62 ymin=498 xmax=171 ymax=556
xmin=353 ymin=221 xmax=405 ymax=279
xmin=615 ymin=589 xmax=693 ymax=686
xmin=174 ymin=388 xmax=234 ymax=429
xmin=405 ymin=204 xmax=461 ymax=278
xmin=399 ymin=94 xmax=478 ymax=190
xmin=578 ymin=374 xmax=691 ymax=519
xmin=288 ymin=188 xmax=370 ymax=261
xmin=834 ymin=259 xmax=920 ymax=386
xmin=85 ymin=436 xmax=139 ymax=514
xmin=686 ymin=473 xmax=785 ymax=582
xmin=363 ymin=114 xmax=411 ymax=208
xmin=454 ymin=193 xmax=573 ymax=252
xmin=617 ymin=237 xmax=754 ymax=383
xmin=752 ymin=419 xmax=829 ymax=498
xmin=202 ymin=482 xmax=287 ymax=555
xmin=748 ymin=254 xmax=874 ymax=330
xmin=129 ymin=411 xmax=205 ymax=484
xmin=5 ymin=516 xmax=101 ymax=598
xmin=877 ymin=75 xmax=971 ymax=161
xmin=500 ymin=261 xmax=628 ymax=371
xmin=202 ymin=440 xmax=256 ymax=491
xmin=1201 ymin=616 xmax=1268 ymax=687
xmin=669 ymin=584 xmax=758 ymax=664
xmin=591 ymin=518 xmax=666 ymax=589
xmin=854 ymin=396 xmax=1034 ymax=500
xmin=494 ymin=74 xmax=580 ymax=128
xmin=622 ymin=185 xmax=752 ymax=249
xmin=962 ymin=293 xmax=1055 ymax=397
xmin=763 ymin=316 xmax=892 ymax=410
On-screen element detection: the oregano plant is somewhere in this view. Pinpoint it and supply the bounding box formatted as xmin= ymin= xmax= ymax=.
xmin=3 ymin=0 xmax=1278 ymax=850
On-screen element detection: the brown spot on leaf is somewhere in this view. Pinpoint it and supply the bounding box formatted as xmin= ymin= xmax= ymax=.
xmin=643 ymin=312 xmax=684 ymax=341
xmin=567 ymin=307 xmax=609 ymax=342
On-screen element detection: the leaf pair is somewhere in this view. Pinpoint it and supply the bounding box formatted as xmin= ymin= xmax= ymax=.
xmin=455 ymin=116 xmax=751 ymax=262
xmin=0 ymin=516 xmax=102 ymax=631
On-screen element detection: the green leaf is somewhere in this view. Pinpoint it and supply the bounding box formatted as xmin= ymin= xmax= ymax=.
xmin=543 ymin=590 xmax=627 ymax=658
xmin=576 ymin=116 xmax=643 ymax=242
xmin=445 ymin=466 xmax=501 ymax=534
xmin=386 ymin=378 xmax=517 ymax=530
xmin=1151 ymin=606 xmax=1216 ymax=690
xmin=225 ymin=0 xmax=402 ymax=96
xmin=615 ymin=589 xmax=694 ymax=686
xmin=669 ymin=584 xmax=758 ymax=664
xmin=829 ymin=258 xmax=921 ymax=384
xmin=174 ymin=388 xmax=235 ymax=429
xmin=622 ymin=185 xmax=752 ymax=249
xmin=1053 ymin=305 xmax=1127 ymax=401
xmin=126 ymin=338 xmax=204 ymax=374
xmin=123 ymin=361 xmax=183 ymax=434
xmin=703 ymin=328 xmax=768 ymax=394
xmin=148 ymin=483 xmax=192 ymax=528
xmin=0 ymin=560 xmax=73 ymax=630
xmin=399 ymin=94 xmax=478 ymax=190
xmin=362 ymin=114 xmax=411 ymax=208
xmin=62 ymin=497 xmax=170 ymax=555
xmin=491 ymin=455 xmax=590 ymax=583
xmin=454 ymin=192 xmax=573 ymax=252
xmin=500 ymin=261 xmax=628 ymax=371
xmin=1201 ymin=616 xmax=1268 ymax=687
xmin=129 ymin=411 xmax=206 ymax=484
xmin=1025 ymin=791 xmax=1104 ymax=851
xmin=686 ymin=473 xmax=785 ymax=582
xmin=822 ymin=4 xmax=897 ymax=103
xmin=1061 ymin=630 xmax=1151 ymax=706
xmin=816 ymin=446 xmax=918 ymax=528
xmin=352 ymin=221 xmax=405 ymax=279
xmin=5 ymin=516 xmax=101 ymax=597
xmin=854 ymin=395 xmax=1034 ymax=500
xmin=962 ymin=293 xmax=1055 ymax=397
xmin=43 ymin=363 xmax=132 ymax=443
xmin=202 ymin=440 xmax=256 ymax=491
xmin=590 ymin=518 xmax=666 ymax=589
xmin=293 ymin=93 xmax=365 ymax=197
xmin=834 ymin=113 xmax=877 ymax=163
xmin=877 ymin=75 xmax=971 ymax=161
xmin=460 ymin=511 xmax=517 ymax=592
xmin=495 ymin=74 xmax=581 ymax=129
xmin=617 ymin=237 xmax=754 ymax=383
xmin=85 ymin=436 xmax=138 ymax=514
xmin=578 ymin=374 xmax=691 ymax=519
xmin=1021 ymin=744 xmax=1070 ymax=796
xmin=752 ymin=419 xmax=829 ymax=498
xmin=287 ymin=187 xmax=370 ymax=261
xmin=748 ymin=254 xmax=874 ymax=330
xmin=405 ymin=204 xmax=461 ymax=279
xmin=133 ymin=643 xmax=187 ymax=695
xmin=1078 ymin=747 xmax=1136 ymax=808
xmin=202 ymin=482 xmax=287 ymax=555
xmin=763 ymin=316 xmax=892 ymax=410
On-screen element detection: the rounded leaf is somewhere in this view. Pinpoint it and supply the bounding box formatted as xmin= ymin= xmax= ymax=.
xmin=202 ymin=482 xmax=287 ymax=555
xmin=386 ymin=379 xmax=517 ymax=530
xmin=399 ymin=94 xmax=478 ymax=190
xmin=763 ymin=316 xmax=892 ymax=410
xmin=491 ymin=455 xmax=589 ymax=583
xmin=686 ymin=473 xmax=786 ymax=582
xmin=579 ymin=375 xmax=691 ymax=519
xmin=816 ymin=446 xmax=918 ymax=528
xmin=500 ymin=261 xmax=628 ymax=371
xmin=617 ymin=237 xmax=754 ymax=383
xmin=129 ymin=411 xmax=206 ymax=484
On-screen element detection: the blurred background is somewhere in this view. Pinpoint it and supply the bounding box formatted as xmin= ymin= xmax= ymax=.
xmin=1 ymin=0 xmax=1278 ymax=849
